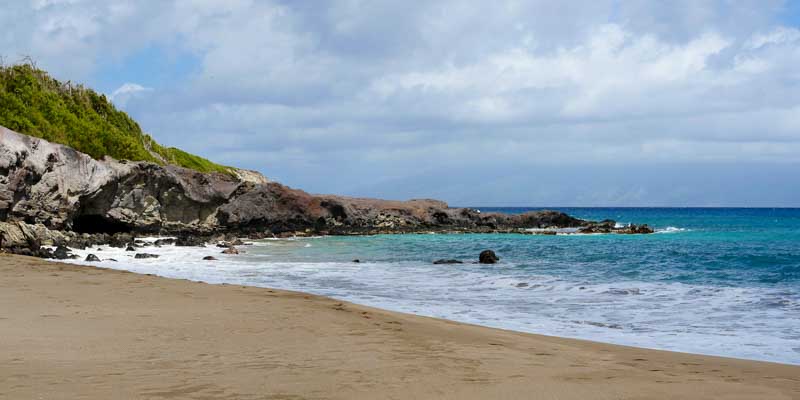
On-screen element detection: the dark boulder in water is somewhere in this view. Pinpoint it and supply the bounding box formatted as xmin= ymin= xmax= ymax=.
xmin=37 ymin=247 xmax=54 ymax=259
xmin=479 ymin=250 xmax=499 ymax=264
xmin=85 ymin=254 xmax=100 ymax=262
xmin=352 ymin=259 xmax=360 ymax=263
xmin=433 ymin=259 xmax=463 ymax=265
xmin=125 ymin=245 xmax=136 ymax=251
xmin=202 ymin=256 xmax=217 ymax=261
xmin=53 ymin=245 xmax=72 ymax=260
xmin=134 ymin=253 xmax=159 ymax=259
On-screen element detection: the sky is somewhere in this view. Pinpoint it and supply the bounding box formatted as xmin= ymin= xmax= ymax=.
xmin=2 ymin=0 xmax=800 ymax=206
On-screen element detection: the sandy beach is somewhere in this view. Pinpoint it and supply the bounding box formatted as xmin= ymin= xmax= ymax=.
xmin=1 ymin=254 xmax=798 ymax=399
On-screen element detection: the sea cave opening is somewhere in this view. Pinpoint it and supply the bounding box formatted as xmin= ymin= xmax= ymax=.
xmin=71 ymin=214 xmax=131 ymax=234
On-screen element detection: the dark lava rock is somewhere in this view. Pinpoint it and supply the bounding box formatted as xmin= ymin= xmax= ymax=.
xmin=134 ymin=253 xmax=159 ymax=259
xmin=479 ymin=250 xmax=499 ymax=264
xmin=53 ymin=245 xmax=72 ymax=260
xmin=352 ymin=259 xmax=360 ymax=263
xmin=202 ymin=256 xmax=218 ymax=261
xmin=107 ymin=233 xmax=134 ymax=248
xmin=154 ymin=238 xmax=176 ymax=246
xmin=433 ymin=259 xmax=463 ymax=265
xmin=85 ymin=254 xmax=100 ymax=262
xmin=125 ymin=245 xmax=136 ymax=251
xmin=66 ymin=238 xmax=88 ymax=250
xmin=175 ymin=236 xmax=206 ymax=247
xmin=37 ymin=247 xmax=54 ymax=259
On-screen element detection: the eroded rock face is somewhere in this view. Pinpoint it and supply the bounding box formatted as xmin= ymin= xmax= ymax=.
xmin=1 ymin=126 xmax=240 ymax=233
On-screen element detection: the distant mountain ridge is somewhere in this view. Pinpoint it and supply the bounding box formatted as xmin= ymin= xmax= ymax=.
xmin=0 ymin=63 xmax=233 ymax=175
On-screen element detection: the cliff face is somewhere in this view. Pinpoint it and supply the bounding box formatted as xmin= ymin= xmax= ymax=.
xmin=0 ymin=126 xmax=240 ymax=233
xmin=1 ymin=125 xmax=641 ymax=247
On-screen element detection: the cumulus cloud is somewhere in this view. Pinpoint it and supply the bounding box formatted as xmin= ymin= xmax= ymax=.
xmin=110 ymin=83 xmax=152 ymax=107
xmin=2 ymin=0 xmax=799 ymax=205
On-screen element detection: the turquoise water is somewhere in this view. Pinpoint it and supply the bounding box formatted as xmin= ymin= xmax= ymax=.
xmin=62 ymin=208 xmax=800 ymax=364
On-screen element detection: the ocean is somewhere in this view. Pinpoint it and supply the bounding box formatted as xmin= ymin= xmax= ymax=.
xmin=58 ymin=208 xmax=800 ymax=364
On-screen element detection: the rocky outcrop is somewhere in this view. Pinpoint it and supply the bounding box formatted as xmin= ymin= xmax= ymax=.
xmin=578 ymin=221 xmax=654 ymax=234
xmin=0 ymin=126 xmax=239 ymax=234
xmin=0 ymin=126 xmax=653 ymax=254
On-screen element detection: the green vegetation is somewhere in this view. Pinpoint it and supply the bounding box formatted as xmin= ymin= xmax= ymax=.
xmin=0 ymin=62 xmax=232 ymax=174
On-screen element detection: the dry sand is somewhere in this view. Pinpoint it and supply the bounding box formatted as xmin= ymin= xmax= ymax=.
xmin=1 ymin=254 xmax=798 ymax=399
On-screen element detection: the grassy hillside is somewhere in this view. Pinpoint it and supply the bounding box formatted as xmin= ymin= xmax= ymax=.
xmin=0 ymin=63 xmax=232 ymax=175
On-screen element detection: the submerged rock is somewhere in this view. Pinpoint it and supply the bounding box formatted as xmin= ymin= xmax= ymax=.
xmin=202 ymin=256 xmax=217 ymax=261
xmin=134 ymin=253 xmax=159 ymax=259
xmin=433 ymin=259 xmax=463 ymax=265
xmin=221 ymin=246 xmax=239 ymax=255
xmin=606 ymin=288 xmax=641 ymax=295
xmin=85 ymin=254 xmax=100 ymax=262
xmin=479 ymin=250 xmax=499 ymax=264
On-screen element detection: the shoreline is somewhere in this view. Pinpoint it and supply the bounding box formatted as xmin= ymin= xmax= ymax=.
xmin=2 ymin=254 xmax=799 ymax=399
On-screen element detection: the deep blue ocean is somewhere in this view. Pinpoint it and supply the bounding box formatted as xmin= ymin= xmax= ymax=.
xmin=61 ymin=208 xmax=800 ymax=364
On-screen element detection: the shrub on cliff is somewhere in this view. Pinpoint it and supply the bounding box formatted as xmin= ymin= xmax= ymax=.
xmin=0 ymin=62 xmax=231 ymax=175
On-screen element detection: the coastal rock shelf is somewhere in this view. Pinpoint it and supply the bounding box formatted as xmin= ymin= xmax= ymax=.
xmin=1 ymin=126 xmax=652 ymax=255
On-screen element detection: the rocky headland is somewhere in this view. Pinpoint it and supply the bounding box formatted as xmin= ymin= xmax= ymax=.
xmin=0 ymin=126 xmax=652 ymax=257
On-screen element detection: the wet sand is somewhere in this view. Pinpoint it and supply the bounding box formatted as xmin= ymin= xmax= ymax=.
xmin=1 ymin=254 xmax=798 ymax=399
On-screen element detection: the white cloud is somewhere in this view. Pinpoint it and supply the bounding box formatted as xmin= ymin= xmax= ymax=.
xmin=745 ymin=26 xmax=800 ymax=49
xmin=110 ymin=83 xmax=153 ymax=107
